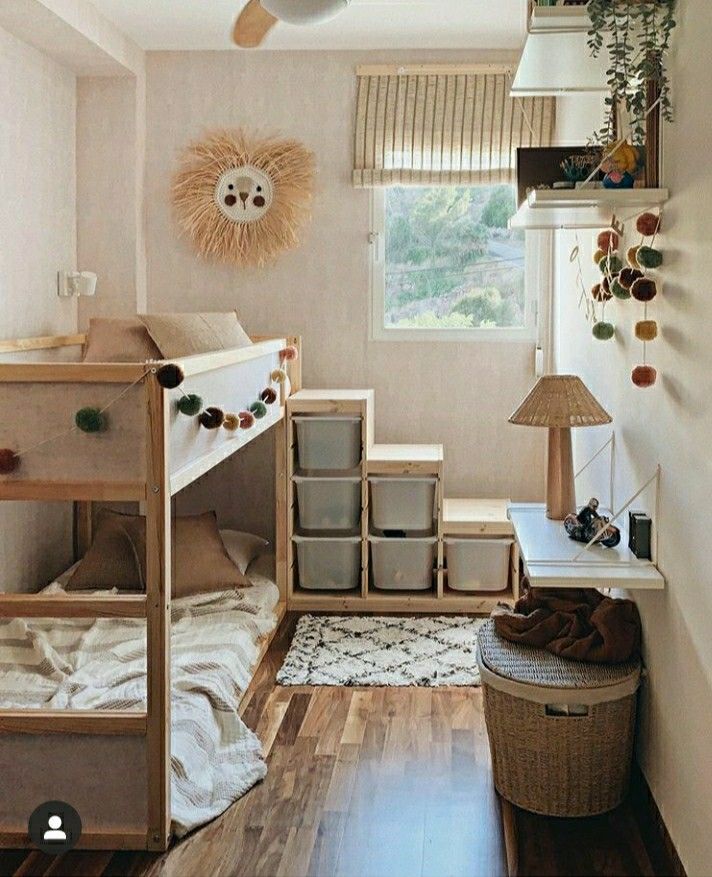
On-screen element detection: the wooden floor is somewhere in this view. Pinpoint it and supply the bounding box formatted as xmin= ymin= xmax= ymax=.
xmin=1 ymin=613 xmax=677 ymax=877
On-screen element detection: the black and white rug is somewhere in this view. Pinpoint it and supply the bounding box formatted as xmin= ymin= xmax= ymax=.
xmin=276 ymin=615 xmax=485 ymax=687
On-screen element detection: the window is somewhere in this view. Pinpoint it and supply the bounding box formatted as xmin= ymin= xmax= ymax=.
xmin=370 ymin=185 xmax=538 ymax=342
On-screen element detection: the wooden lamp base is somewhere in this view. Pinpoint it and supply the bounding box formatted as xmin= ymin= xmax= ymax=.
xmin=546 ymin=427 xmax=576 ymax=520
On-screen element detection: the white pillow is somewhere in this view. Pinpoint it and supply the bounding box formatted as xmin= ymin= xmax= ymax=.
xmin=220 ymin=530 xmax=270 ymax=574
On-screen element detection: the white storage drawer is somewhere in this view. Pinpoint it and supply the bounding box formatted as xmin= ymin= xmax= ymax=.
xmin=293 ymin=533 xmax=361 ymax=590
xmin=445 ymin=538 xmax=513 ymax=592
xmin=370 ymin=477 xmax=437 ymax=532
xmin=294 ymin=475 xmax=361 ymax=531
xmin=294 ymin=416 xmax=362 ymax=471
xmin=369 ymin=534 xmax=436 ymax=591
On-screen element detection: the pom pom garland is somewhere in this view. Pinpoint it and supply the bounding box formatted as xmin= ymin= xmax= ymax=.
xmin=636 ymin=212 xmax=661 ymax=237
xmin=631 ymin=277 xmax=658 ymax=302
xmin=271 ymin=368 xmax=288 ymax=384
xmin=598 ymin=252 xmax=623 ymax=276
xmin=593 ymin=248 xmax=606 ymax=266
xmin=199 ymin=407 xmax=225 ymax=430
xmin=618 ymin=267 xmax=643 ymax=290
xmin=597 ymin=230 xmax=619 ymax=252
xmin=592 ymin=321 xmax=615 ymax=341
xmin=637 ymin=246 xmax=663 ymax=269
xmin=279 ymin=345 xmax=299 ymax=362
xmin=632 ymin=365 xmax=657 ymax=388
xmin=627 ymin=246 xmax=641 ymax=270
xmin=177 ymin=394 xmax=203 ymax=416
xmin=260 ymin=387 xmax=278 ymax=405
xmin=591 ymin=282 xmax=612 ymax=303
xmin=0 ymin=448 xmax=20 ymax=474
xmin=635 ymin=320 xmax=658 ymax=341
xmin=611 ymin=278 xmax=631 ymax=300
xmin=238 ymin=410 xmax=255 ymax=429
xmin=249 ymin=400 xmax=268 ymax=419
xmin=75 ymin=407 xmax=106 ymax=434
xmin=223 ymin=413 xmax=240 ymax=431
xmin=156 ymin=363 xmax=185 ymax=389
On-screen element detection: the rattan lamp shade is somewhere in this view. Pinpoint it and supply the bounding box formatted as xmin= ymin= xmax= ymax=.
xmin=509 ymin=375 xmax=612 ymax=429
xmin=509 ymin=376 xmax=611 ymax=520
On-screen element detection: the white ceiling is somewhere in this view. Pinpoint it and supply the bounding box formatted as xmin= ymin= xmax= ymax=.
xmin=89 ymin=0 xmax=526 ymax=51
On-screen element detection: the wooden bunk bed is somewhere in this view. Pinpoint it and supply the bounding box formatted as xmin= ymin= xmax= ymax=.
xmin=0 ymin=331 xmax=301 ymax=852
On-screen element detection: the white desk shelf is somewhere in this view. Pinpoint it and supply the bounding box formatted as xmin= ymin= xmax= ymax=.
xmin=509 ymin=503 xmax=665 ymax=591
xmin=510 ymin=188 xmax=669 ymax=231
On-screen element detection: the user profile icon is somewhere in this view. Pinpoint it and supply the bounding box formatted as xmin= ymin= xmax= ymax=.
xmin=28 ymin=801 xmax=81 ymax=854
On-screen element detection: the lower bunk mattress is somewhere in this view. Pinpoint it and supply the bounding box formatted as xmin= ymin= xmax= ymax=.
xmin=0 ymin=554 xmax=280 ymax=838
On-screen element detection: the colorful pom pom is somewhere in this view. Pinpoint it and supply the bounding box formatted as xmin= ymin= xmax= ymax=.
xmin=279 ymin=345 xmax=299 ymax=362
xmin=627 ymin=246 xmax=641 ymax=270
xmin=637 ymin=246 xmax=663 ymax=269
xmin=0 ymin=449 xmax=20 ymax=474
xmin=199 ymin=407 xmax=225 ymax=430
xmin=631 ymin=277 xmax=658 ymax=302
xmin=177 ymin=394 xmax=202 ymax=416
xmin=611 ymin=278 xmax=631 ymax=300
xmin=249 ymin=400 xmax=268 ymax=419
xmin=223 ymin=413 xmax=240 ymax=431
xmin=271 ymin=368 xmax=288 ymax=384
xmin=260 ymin=387 xmax=278 ymax=405
xmin=75 ymin=407 xmax=106 ymax=433
xmin=635 ymin=320 xmax=658 ymax=342
xmin=597 ymin=229 xmax=619 ymax=252
xmin=598 ymin=252 xmax=623 ymax=275
xmin=238 ymin=410 xmax=255 ymax=429
xmin=618 ymin=267 xmax=643 ymax=290
xmin=636 ymin=212 xmax=661 ymax=237
xmin=592 ymin=281 xmax=612 ymax=302
xmin=593 ymin=248 xmax=606 ymax=265
xmin=632 ymin=365 xmax=657 ymax=388
xmin=156 ymin=363 xmax=185 ymax=389
xmin=592 ymin=321 xmax=615 ymax=341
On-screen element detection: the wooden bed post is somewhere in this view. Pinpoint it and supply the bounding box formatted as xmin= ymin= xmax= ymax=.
xmin=145 ymin=371 xmax=172 ymax=851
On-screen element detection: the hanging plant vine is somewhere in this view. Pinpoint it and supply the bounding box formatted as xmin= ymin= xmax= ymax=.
xmin=587 ymin=0 xmax=676 ymax=144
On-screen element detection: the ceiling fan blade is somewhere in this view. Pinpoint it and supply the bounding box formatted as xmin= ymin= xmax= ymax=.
xmin=233 ymin=0 xmax=278 ymax=48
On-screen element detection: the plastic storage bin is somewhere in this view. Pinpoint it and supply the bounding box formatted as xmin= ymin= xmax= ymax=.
xmin=370 ymin=477 xmax=437 ymax=532
xmin=294 ymin=475 xmax=362 ymax=531
xmin=293 ymin=533 xmax=361 ymax=590
xmin=445 ymin=538 xmax=513 ymax=592
xmin=369 ymin=534 xmax=436 ymax=591
xmin=294 ymin=416 xmax=362 ymax=471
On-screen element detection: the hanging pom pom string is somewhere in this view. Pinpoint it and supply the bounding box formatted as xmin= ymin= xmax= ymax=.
xmin=260 ymin=387 xmax=278 ymax=405
xmin=10 ymin=369 xmax=152 ymax=468
xmin=75 ymin=407 xmax=107 ymax=433
xmin=198 ymin=407 xmax=225 ymax=430
xmin=177 ymin=393 xmax=203 ymax=416
xmin=279 ymin=345 xmax=298 ymax=363
xmin=271 ymin=368 xmax=288 ymax=384
xmin=238 ymin=410 xmax=255 ymax=430
xmin=156 ymin=363 xmax=185 ymax=389
xmin=0 ymin=449 xmax=20 ymax=474
xmin=223 ymin=413 xmax=240 ymax=432
xmin=249 ymin=400 xmax=268 ymax=419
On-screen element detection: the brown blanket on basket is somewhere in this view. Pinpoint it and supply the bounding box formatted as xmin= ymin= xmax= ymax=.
xmin=493 ymin=588 xmax=641 ymax=663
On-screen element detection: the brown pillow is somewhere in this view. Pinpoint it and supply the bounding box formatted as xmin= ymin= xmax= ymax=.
xmin=82 ymin=318 xmax=163 ymax=363
xmin=138 ymin=312 xmax=252 ymax=358
xmin=66 ymin=509 xmax=248 ymax=597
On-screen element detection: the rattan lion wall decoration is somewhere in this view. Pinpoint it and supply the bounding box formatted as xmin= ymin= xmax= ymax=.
xmin=172 ymin=129 xmax=315 ymax=267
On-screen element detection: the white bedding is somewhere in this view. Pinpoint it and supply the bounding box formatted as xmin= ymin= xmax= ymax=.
xmin=0 ymin=553 xmax=280 ymax=837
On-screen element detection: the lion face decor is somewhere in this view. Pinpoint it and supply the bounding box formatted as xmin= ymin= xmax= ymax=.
xmin=173 ymin=130 xmax=315 ymax=267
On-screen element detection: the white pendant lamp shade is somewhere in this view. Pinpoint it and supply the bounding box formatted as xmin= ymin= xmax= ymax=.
xmin=261 ymin=0 xmax=351 ymax=25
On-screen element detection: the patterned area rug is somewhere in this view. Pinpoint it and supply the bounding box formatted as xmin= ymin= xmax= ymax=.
xmin=277 ymin=615 xmax=485 ymax=686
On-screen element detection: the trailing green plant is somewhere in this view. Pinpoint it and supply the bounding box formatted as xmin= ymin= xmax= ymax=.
xmin=587 ymin=0 xmax=676 ymax=144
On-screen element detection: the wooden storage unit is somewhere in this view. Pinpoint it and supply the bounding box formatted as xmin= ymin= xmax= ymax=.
xmin=442 ymin=499 xmax=520 ymax=611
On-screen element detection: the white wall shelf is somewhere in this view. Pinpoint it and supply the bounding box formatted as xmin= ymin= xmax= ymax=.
xmin=510 ymin=188 xmax=669 ymax=230
xmin=509 ymin=503 xmax=665 ymax=591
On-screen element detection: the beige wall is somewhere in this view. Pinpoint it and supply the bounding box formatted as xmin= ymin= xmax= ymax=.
xmin=144 ymin=50 xmax=546 ymax=499
xmin=0 ymin=26 xmax=77 ymax=590
xmin=553 ymin=3 xmax=712 ymax=872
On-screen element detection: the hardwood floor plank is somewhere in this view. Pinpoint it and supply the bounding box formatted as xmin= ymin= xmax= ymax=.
xmin=3 ymin=612 xmax=680 ymax=877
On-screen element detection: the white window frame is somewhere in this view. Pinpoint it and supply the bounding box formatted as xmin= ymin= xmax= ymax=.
xmin=369 ymin=188 xmax=543 ymax=344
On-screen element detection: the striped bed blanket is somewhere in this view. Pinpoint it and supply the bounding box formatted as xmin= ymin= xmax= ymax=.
xmin=0 ymin=556 xmax=279 ymax=837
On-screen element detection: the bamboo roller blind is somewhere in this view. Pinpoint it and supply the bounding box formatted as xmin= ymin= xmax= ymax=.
xmin=353 ymin=71 xmax=556 ymax=187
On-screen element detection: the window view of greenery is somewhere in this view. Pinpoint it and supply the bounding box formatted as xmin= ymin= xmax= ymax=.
xmin=384 ymin=185 xmax=525 ymax=330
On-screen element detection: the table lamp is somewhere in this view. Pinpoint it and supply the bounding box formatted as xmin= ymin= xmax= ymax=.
xmin=509 ymin=375 xmax=612 ymax=520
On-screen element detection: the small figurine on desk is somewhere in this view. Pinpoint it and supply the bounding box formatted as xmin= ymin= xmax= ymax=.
xmin=564 ymin=497 xmax=621 ymax=548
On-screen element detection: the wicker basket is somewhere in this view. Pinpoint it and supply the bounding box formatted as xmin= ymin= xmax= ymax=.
xmin=477 ymin=619 xmax=641 ymax=817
